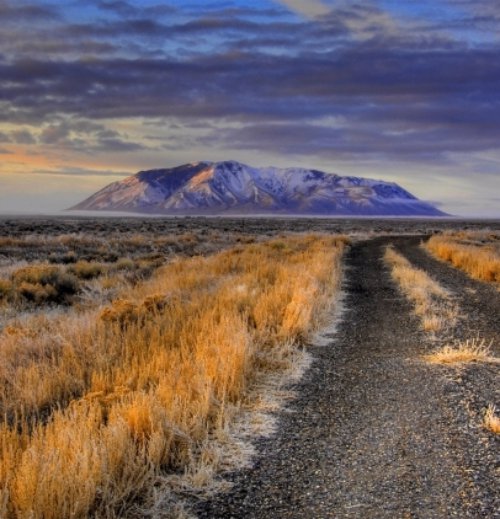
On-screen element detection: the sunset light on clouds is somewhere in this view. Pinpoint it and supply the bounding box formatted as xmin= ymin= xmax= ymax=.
xmin=0 ymin=0 xmax=499 ymax=216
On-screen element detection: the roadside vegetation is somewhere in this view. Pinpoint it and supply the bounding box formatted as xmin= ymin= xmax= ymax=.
xmin=423 ymin=339 xmax=498 ymax=365
xmin=384 ymin=245 xmax=457 ymax=334
xmin=386 ymin=240 xmax=499 ymax=441
xmin=425 ymin=231 xmax=500 ymax=284
xmin=0 ymin=233 xmax=347 ymax=519
xmin=484 ymin=405 xmax=500 ymax=434
xmin=0 ymin=230 xmax=258 ymax=333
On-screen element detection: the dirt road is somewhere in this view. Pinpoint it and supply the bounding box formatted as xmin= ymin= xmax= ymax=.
xmin=196 ymin=236 xmax=499 ymax=518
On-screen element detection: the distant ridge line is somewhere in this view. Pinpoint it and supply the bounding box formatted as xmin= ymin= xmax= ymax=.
xmin=71 ymin=160 xmax=448 ymax=217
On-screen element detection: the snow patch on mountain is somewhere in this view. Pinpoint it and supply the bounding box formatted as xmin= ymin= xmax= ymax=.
xmin=71 ymin=160 xmax=447 ymax=216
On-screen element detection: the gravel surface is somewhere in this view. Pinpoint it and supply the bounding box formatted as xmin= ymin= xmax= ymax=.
xmin=195 ymin=236 xmax=499 ymax=518
xmin=396 ymin=237 xmax=500 ymax=518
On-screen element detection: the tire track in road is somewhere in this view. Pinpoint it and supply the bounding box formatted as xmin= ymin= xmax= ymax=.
xmin=195 ymin=237 xmax=497 ymax=518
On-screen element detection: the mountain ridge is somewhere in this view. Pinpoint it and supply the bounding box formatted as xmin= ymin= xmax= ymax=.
xmin=71 ymin=160 xmax=448 ymax=216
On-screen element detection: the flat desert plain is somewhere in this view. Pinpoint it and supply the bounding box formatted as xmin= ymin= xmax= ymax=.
xmin=0 ymin=216 xmax=498 ymax=519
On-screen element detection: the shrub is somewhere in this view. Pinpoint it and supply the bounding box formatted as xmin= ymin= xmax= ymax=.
xmin=12 ymin=264 xmax=60 ymax=285
xmin=11 ymin=264 xmax=80 ymax=304
xmin=99 ymin=299 xmax=141 ymax=326
xmin=17 ymin=281 xmax=57 ymax=303
xmin=114 ymin=258 xmax=135 ymax=271
xmin=0 ymin=279 xmax=12 ymax=300
xmin=69 ymin=260 xmax=106 ymax=280
xmin=48 ymin=251 xmax=77 ymax=264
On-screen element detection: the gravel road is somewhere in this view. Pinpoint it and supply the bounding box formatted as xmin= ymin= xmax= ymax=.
xmin=195 ymin=236 xmax=499 ymax=519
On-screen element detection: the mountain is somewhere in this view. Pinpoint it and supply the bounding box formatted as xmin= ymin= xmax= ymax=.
xmin=71 ymin=160 xmax=447 ymax=216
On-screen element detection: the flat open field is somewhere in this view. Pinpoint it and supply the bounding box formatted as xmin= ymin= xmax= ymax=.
xmin=0 ymin=216 xmax=499 ymax=518
xmin=1 ymin=215 xmax=498 ymax=237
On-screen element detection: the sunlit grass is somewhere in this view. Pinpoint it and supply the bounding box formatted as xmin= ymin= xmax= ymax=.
xmin=425 ymin=232 xmax=500 ymax=283
xmin=384 ymin=245 xmax=457 ymax=334
xmin=484 ymin=405 xmax=500 ymax=434
xmin=423 ymin=339 xmax=498 ymax=365
xmin=0 ymin=234 xmax=347 ymax=518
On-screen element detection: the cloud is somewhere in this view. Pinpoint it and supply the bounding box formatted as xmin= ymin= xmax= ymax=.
xmin=96 ymin=0 xmax=176 ymax=18
xmin=11 ymin=129 xmax=37 ymax=144
xmin=32 ymin=166 xmax=131 ymax=177
xmin=40 ymin=124 xmax=70 ymax=144
xmin=0 ymin=131 xmax=11 ymax=142
xmin=0 ymin=1 xmax=60 ymax=23
xmin=96 ymin=1 xmax=137 ymax=17
xmin=197 ymin=120 xmax=488 ymax=162
xmin=0 ymin=1 xmax=498 ymax=216
xmin=275 ymin=0 xmax=330 ymax=18
xmin=93 ymin=136 xmax=146 ymax=152
xmin=37 ymin=119 xmax=148 ymax=153
xmin=0 ymin=1 xmax=499 ymax=169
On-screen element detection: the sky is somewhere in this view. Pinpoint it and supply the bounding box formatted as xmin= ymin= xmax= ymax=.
xmin=0 ymin=0 xmax=499 ymax=216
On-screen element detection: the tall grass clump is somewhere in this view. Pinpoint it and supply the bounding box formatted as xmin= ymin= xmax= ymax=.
xmin=384 ymin=246 xmax=457 ymax=334
xmin=423 ymin=339 xmax=498 ymax=365
xmin=0 ymin=234 xmax=347 ymax=518
xmin=484 ymin=405 xmax=500 ymax=434
xmin=425 ymin=233 xmax=500 ymax=283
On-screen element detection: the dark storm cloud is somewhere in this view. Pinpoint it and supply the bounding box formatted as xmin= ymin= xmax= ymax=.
xmin=1 ymin=1 xmax=499 ymax=163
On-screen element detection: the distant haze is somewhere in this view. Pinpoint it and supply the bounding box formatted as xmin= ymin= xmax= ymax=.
xmin=0 ymin=0 xmax=499 ymax=217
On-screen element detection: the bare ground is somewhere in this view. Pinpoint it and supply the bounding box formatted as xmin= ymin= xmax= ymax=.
xmin=195 ymin=236 xmax=499 ymax=518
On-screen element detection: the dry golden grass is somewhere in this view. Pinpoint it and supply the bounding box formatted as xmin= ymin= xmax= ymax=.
xmin=384 ymin=246 xmax=457 ymax=334
xmin=0 ymin=230 xmax=261 ymax=323
xmin=484 ymin=405 xmax=500 ymax=434
xmin=423 ymin=339 xmax=498 ymax=365
xmin=425 ymin=232 xmax=500 ymax=283
xmin=0 ymin=234 xmax=346 ymax=518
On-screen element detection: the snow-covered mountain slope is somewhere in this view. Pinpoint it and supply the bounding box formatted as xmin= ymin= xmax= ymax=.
xmin=71 ymin=161 xmax=447 ymax=216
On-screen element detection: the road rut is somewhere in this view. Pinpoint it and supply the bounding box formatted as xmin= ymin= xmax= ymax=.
xmin=196 ymin=236 xmax=499 ymax=518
